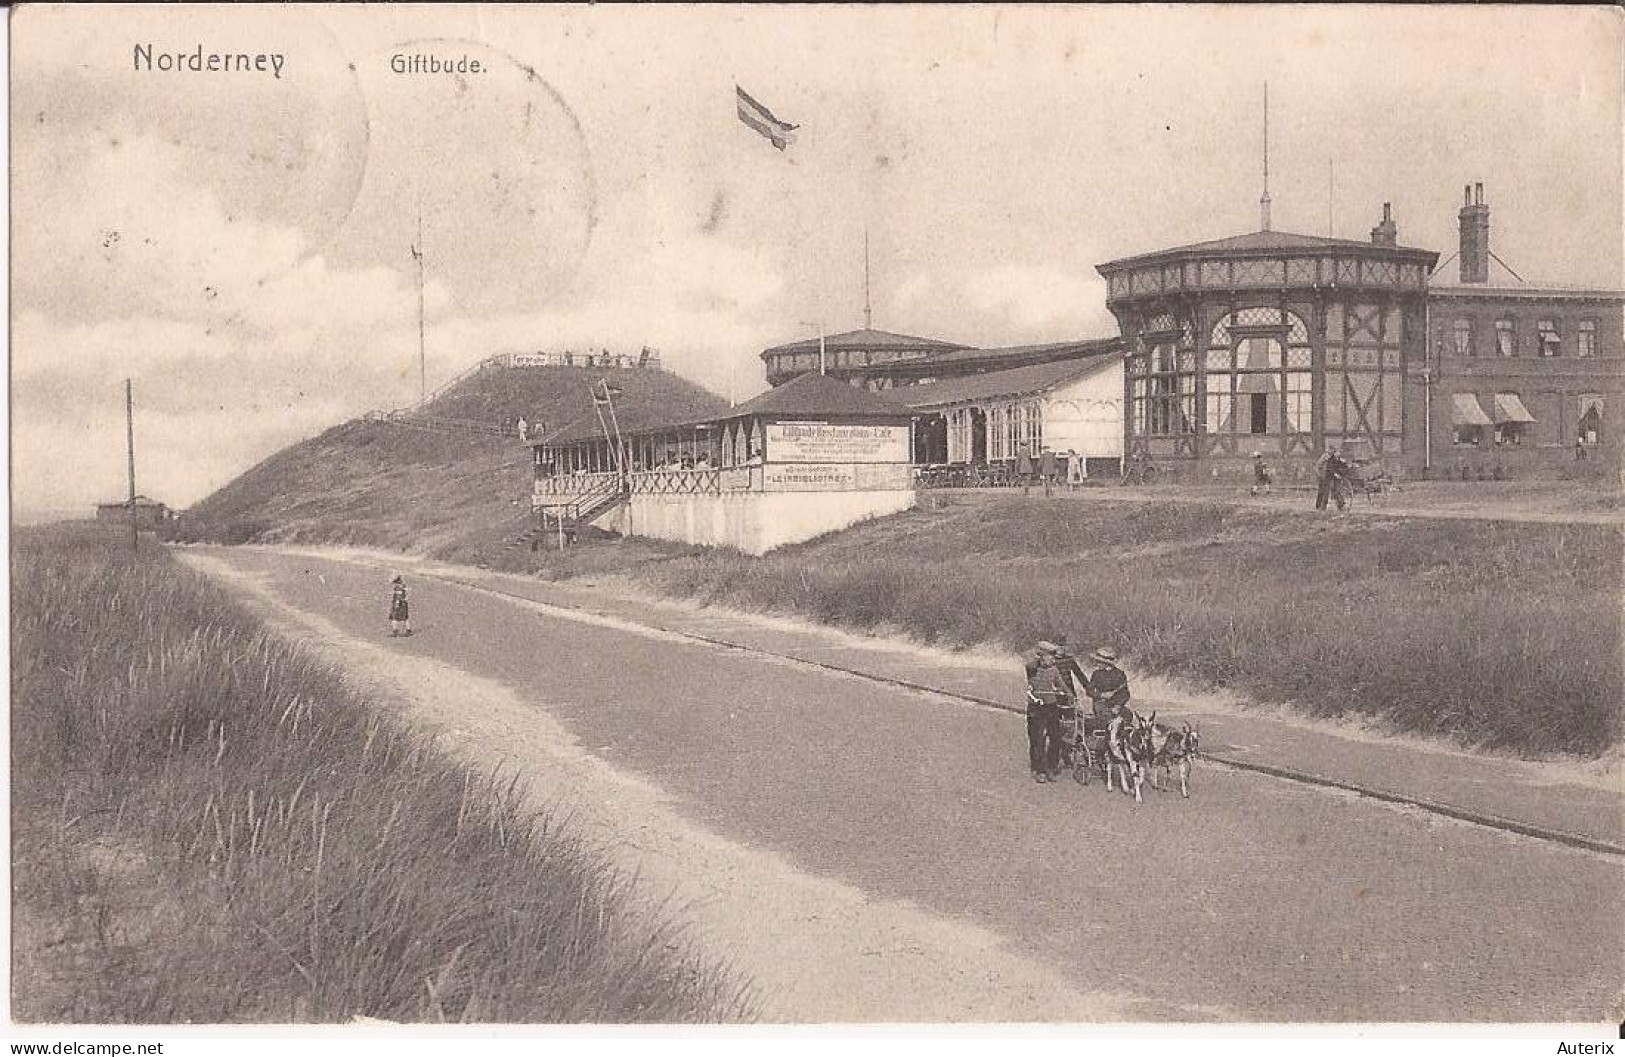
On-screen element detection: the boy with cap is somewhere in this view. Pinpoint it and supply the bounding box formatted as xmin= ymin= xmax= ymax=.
xmin=1084 ymin=646 xmax=1132 ymax=726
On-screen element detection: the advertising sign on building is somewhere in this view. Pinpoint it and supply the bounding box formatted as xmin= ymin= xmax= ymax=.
xmin=761 ymin=463 xmax=913 ymax=492
xmin=765 ymin=422 xmax=909 ymax=464
xmin=762 ymin=464 xmax=858 ymax=491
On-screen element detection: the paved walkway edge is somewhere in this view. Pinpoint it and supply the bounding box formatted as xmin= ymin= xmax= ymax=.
xmin=423 ymin=568 xmax=1624 ymax=860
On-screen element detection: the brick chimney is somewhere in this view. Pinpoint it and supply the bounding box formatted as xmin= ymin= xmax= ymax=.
xmin=1370 ymin=202 xmax=1397 ymax=247
xmin=1458 ymin=182 xmax=1490 ymax=284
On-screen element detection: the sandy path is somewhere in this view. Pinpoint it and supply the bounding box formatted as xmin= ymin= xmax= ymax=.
xmin=182 ymin=551 xmax=1145 ymax=1023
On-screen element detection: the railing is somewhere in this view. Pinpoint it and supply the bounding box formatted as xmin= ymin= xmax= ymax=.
xmin=502 ymin=350 xmax=662 ymax=371
xmin=534 ymin=468 xmax=729 ymax=498
xmin=535 ymin=471 xmax=621 ymax=498
xmin=629 ymin=468 xmax=722 ymax=495
xmin=365 ymin=358 xmax=503 ymax=421
xmin=534 ymin=463 xmax=922 ymax=498
xmin=532 ymin=473 xmax=627 ymax=526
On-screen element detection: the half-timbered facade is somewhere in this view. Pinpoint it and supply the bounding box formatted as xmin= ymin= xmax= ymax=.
xmin=1096 ymin=210 xmax=1439 ymax=480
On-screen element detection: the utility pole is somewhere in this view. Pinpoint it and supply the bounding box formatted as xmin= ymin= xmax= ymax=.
xmin=125 ymin=378 xmax=138 ymax=554
xmin=413 ymin=210 xmax=427 ymax=405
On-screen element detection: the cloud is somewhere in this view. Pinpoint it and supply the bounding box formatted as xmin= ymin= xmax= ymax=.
xmin=10 ymin=120 xmax=794 ymax=512
xmin=961 ymin=264 xmax=1113 ymax=337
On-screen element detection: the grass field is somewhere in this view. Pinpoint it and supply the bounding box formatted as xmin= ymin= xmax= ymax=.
xmin=625 ymin=495 xmax=1623 ymax=758
xmin=11 ymin=525 xmax=753 ymax=1023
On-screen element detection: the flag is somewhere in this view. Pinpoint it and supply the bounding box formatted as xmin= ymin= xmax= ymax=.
xmin=736 ymin=85 xmax=798 ymax=150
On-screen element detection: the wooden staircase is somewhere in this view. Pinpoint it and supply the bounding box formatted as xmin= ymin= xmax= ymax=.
xmin=515 ymin=478 xmax=629 ymax=550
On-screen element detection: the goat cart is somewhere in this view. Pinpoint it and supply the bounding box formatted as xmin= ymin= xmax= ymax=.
xmin=1059 ymin=705 xmax=1201 ymax=801
xmin=1341 ymin=459 xmax=1397 ymax=502
xmin=1059 ymin=706 xmax=1111 ymax=787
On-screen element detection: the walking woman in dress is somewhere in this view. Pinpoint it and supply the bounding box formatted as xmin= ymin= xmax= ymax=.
xmin=388 ymin=575 xmax=412 ymax=637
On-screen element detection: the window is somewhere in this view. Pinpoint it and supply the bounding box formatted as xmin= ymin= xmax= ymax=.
xmin=1202 ymin=310 xmax=1312 ymax=437
xmin=1578 ymin=394 xmax=1603 ymax=446
xmin=1018 ymin=401 xmax=1044 ymax=455
xmin=1149 ymin=377 xmax=1177 ymax=434
xmin=1285 ymin=372 xmax=1313 ymax=434
xmin=1493 ymin=392 xmax=1534 ymax=446
xmin=1577 ymin=320 xmax=1596 ymax=358
xmin=1537 ymin=320 xmax=1560 ymax=357
xmin=1495 ymin=319 xmax=1516 ymax=357
xmin=1452 ymin=319 xmax=1473 ymax=357
xmin=1205 ymin=388 xmax=1234 ymax=435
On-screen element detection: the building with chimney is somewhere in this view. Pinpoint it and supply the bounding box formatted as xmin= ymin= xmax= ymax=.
xmin=756 ymin=184 xmax=1618 ymax=484
xmin=1426 ymin=183 xmax=1623 ymax=478
xmin=1095 ymin=185 xmax=1621 ymax=482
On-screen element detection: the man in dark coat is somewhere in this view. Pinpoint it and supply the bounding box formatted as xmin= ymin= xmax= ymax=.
xmin=1015 ymin=445 xmax=1035 ymax=496
xmin=1314 ymin=447 xmax=1350 ymax=511
xmin=1024 ymin=641 xmax=1069 ymax=782
xmin=1037 ymin=448 xmax=1058 ymax=497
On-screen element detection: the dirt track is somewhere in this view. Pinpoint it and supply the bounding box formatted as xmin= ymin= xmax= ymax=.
xmin=183 ymin=547 xmax=1624 ymax=1024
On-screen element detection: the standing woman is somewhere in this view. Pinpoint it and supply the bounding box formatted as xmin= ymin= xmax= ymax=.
xmin=388 ymin=575 xmax=412 ymax=637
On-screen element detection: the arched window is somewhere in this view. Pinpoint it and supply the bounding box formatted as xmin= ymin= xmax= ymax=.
xmin=1205 ymin=308 xmax=1313 ymax=438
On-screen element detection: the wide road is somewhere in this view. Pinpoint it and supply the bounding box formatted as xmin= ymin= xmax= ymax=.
xmin=188 ymin=546 xmax=1622 ymax=1024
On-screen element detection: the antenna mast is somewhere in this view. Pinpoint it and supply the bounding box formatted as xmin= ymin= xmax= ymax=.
xmin=863 ymin=228 xmax=873 ymax=330
xmin=1259 ymin=83 xmax=1272 ymax=232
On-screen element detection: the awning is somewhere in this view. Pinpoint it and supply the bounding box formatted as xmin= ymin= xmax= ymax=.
xmin=1493 ymin=393 xmax=1537 ymax=425
xmin=1450 ymin=393 xmax=1493 ymax=427
xmin=1236 ymin=373 xmax=1280 ymax=394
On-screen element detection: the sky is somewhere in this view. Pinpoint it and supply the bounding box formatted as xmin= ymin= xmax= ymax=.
xmin=10 ymin=4 xmax=1622 ymax=516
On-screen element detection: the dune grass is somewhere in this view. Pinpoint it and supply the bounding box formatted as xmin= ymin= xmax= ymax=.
xmin=11 ymin=525 xmax=754 ymax=1023
xmin=629 ymin=496 xmax=1622 ymax=757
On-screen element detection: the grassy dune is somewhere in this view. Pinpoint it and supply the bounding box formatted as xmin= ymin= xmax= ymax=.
xmin=11 ymin=525 xmax=753 ymax=1023
xmin=178 ymin=364 xmax=730 ymax=566
xmin=629 ymin=496 xmax=1623 ymax=757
